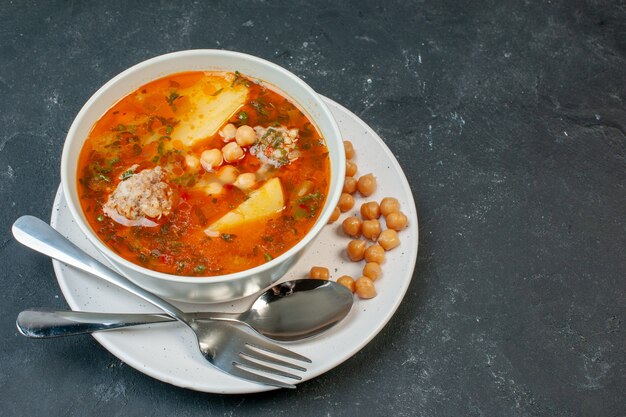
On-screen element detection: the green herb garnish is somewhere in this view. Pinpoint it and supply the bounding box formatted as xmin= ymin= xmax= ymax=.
xmin=221 ymin=233 xmax=235 ymax=242
xmin=293 ymin=208 xmax=308 ymax=220
xmin=193 ymin=265 xmax=206 ymax=274
xmin=230 ymin=70 xmax=248 ymax=87
xmin=96 ymin=214 xmax=104 ymax=222
xmin=116 ymin=124 xmax=136 ymax=133
xmin=296 ymin=191 xmax=325 ymax=218
xmin=120 ymin=168 xmax=135 ymax=180
xmin=107 ymin=156 xmax=121 ymax=167
xmin=297 ymin=191 xmax=323 ymax=203
xmin=264 ymin=253 xmax=273 ymax=262
xmin=238 ymin=111 xmax=248 ymax=122
xmin=250 ymin=100 xmax=269 ymax=116
xmin=94 ymin=173 xmax=110 ymax=182
xmin=167 ymin=91 xmax=180 ymax=110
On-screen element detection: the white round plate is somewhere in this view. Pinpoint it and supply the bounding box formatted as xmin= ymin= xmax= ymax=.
xmin=51 ymin=96 xmax=418 ymax=394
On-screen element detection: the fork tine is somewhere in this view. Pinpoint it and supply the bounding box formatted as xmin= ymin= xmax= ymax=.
xmin=243 ymin=339 xmax=311 ymax=363
xmin=235 ymin=355 xmax=302 ymax=380
xmin=242 ymin=347 xmax=307 ymax=372
xmin=228 ymin=364 xmax=296 ymax=389
xmin=235 ymin=321 xmax=312 ymax=363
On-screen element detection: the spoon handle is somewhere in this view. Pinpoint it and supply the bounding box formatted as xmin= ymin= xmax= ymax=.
xmin=17 ymin=309 xmax=176 ymax=338
xmin=12 ymin=216 xmax=188 ymax=324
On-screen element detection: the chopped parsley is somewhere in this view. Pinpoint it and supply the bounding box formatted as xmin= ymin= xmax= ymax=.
xmin=107 ymin=156 xmax=121 ymax=167
xmin=171 ymin=173 xmax=197 ymax=187
xmin=250 ymin=99 xmax=269 ymax=116
xmin=116 ymin=124 xmax=136 ymax=133
xmin=297 ymin=191 xmax=323 ymax=203
xmin=167 ymin=91 xmax=180 ymax=110
xmin=264 ymin=253 xmax=273 ymax=262
xmin=238 ymin=111 xmax=248 ymax=122
xmin=94 ymin=173 xmax=110 ymax=182
xmin=296 ymin=191 xmax=324 ymax=218
xmin=120 ymin=168 xmax=136 ymax=181
xmin=221 ymin=233 xmax=235 ymax=242
xmin=230 ymin=70 xmax=251 ymax=87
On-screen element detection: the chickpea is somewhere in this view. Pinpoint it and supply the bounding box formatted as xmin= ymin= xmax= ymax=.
xmin=221 ymin=123 xmax=237 ymax=141
xmin=234 ymin=173 xmax=256 ymax=190
xmin=200 ymin=149 xmax=223 ymax=172
xmin=309 ymin=266 xmax=330 ymax=280
xmin=342 ymin=216 xmax=362 ymax=237
xmin=336 ymin=275 xmax=355 ymax=293
xmin=380 ymin=197 xmax=400 ymax=217
xmin=328 ymin=207 xmax=340 ymax=224
xmin=361 ymin=219 xmax=381 ymax=241
xmin=205 ymin=181 xmax=223 ymax=195
xmin=360 ymin=201 xmax=380 ymax=220
xmin=355 ymin=277 xmax=377 ymax=299
xmin=346 ymin=160 xmax=358 ymax=177
xmin=235 ymin=125 xmax=257 ymax=146
xmin=378 ymin=229 xmax=400 ymax=251
xmin=357 ymin=174 xmax=377 ymax=197
xmin=343 ymin=140 xmax=355 ymax=160
xmin=222 ymin=142 xmax=244 ymax=162
xmin=185 ymin=154 xmax=200 ymax=170
xmin=363 ymin=262 xmax=382 ymax=281
xmin=386 ymin=211 xmax=408 ymax=231
xmin=364 ymin=244 xmax=385 ymax=264
xmin=346 ymin=239 xmax=367 ymax=261
xmin=217 ymin=165 xmax=239 ymax=184
xmin=337 ymin=193 xmax=355 ymax=212
xmin=343 ymin=177 xmax=357 ymax=194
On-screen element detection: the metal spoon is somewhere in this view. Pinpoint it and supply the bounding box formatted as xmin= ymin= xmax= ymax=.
xmin=17 ymin=278 xmax=353 ymax=341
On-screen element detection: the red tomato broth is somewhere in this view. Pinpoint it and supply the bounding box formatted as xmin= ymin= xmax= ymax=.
xmin=77 ymin=71 xmax=330 ymax=276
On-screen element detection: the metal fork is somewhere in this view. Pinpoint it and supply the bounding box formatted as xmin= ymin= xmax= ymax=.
xmin=12 ymin=216 xmax=310 ymax=389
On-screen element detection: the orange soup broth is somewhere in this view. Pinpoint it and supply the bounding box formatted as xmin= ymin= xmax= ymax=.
xmin=77 ymin=71 xmax=330 ymax=276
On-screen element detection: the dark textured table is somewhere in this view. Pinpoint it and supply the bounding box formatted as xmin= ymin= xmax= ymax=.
xmin=1 ymin=1 xmax=624 ymax=416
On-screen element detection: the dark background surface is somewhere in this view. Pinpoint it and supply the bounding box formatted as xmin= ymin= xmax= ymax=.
xmin=1 ymin=1 xmax=624 ymax=416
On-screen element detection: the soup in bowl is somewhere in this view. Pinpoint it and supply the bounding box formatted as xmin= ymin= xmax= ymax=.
xmin=61 ymin=50 xmax=345 ymax=302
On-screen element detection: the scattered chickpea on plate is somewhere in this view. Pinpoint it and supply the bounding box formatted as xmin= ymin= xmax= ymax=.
xmin=312 ymin=140 xmax=410 ymax=300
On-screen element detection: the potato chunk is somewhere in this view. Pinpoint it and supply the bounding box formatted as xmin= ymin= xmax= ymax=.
xmin=204 ymin=178 xmax=284 ymax=235
xmin=170 ymin=76 xmax=249 ymax=147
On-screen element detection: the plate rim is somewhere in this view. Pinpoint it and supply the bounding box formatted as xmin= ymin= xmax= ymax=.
xmin=50 ymin=95 xmax=419 ymax=394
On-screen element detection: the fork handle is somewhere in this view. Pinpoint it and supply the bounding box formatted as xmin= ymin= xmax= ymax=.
xmin=12 ymin=216 xmax=189 ymax=324
xmin=17 ymin=309 xmax=176 ymax=338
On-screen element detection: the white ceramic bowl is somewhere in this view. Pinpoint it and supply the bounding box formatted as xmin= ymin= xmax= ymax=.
xmin=61 ymin=50 xmax=345 ymax=303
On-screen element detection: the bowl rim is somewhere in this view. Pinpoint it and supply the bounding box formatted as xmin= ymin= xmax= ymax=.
xmin=61 ymin=49 xmax=345 ymax=284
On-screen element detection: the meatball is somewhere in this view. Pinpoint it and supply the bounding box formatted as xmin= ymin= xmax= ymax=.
xmin=103 ymin=166 xmax=173 ymax=226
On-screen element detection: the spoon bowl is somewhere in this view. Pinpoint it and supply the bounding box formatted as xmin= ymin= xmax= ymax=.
xmin=240 ymin=279 xmax=354 ymax=341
